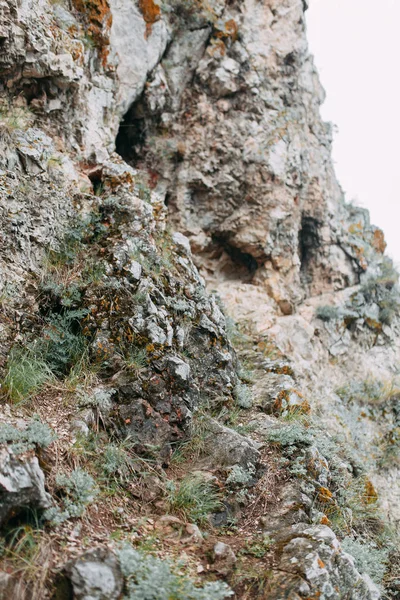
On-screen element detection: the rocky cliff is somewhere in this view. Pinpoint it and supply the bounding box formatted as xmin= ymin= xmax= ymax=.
xmin=0 ymin=0 xmax=399 ymax=599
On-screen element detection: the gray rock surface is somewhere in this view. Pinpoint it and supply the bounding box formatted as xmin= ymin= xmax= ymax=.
xmin=266 ymin=525 xmax=382 ymax=600
xmin=202 ymin=418 xmax=261 ymax=469
xmin=61 ymin=549 xmax=123 ymax=600
xmin=0 ymin=0 xmax=398 ymax=598
xmin=0 ymin=447 xmax=52 ymax=526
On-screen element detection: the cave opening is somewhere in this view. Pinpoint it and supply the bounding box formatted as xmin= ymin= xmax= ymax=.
xmin=299 ymin=215 xmax=321 ymax=271
xmin=115 ymin=99 xmax=148 ymax=165
xmin=212 ymin=234 xmax=259 ymax=281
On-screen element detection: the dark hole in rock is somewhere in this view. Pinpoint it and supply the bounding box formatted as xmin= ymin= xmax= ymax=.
xmin=299 ymin=215 xmax=321 ymax=271
xmin=115 ymin=99 xmax=147 ymax=165
xmin=284 ymin=51 xmax=296 ymax=66
xmin=86 ymin=165 xmax=103 ymax=194
xmin=212 ymin=234 xmax=259 ymax=281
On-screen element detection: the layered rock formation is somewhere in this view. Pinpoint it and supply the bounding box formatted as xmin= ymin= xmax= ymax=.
xmin=0 ymin=0 xmax=399 ymax=599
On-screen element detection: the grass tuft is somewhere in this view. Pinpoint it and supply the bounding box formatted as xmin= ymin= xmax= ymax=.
xmin=166 ymin=474 xmax=222 ymax=524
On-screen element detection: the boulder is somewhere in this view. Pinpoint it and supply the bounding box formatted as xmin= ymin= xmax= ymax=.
xmin=0 ymin=447 xmax=52 ymax=527
xmin=58 ymin=548 xmax=123 ymax=600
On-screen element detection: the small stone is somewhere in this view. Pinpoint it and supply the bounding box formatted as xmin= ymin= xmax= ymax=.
xmin=167 ymin=356 xmax=191 ymax=385
xmin=213 ymin=542 xmax=237 ymax=575
xmin=172 ymin=232 xmax=192 ymax=255
xmin=127 ymin=260 xmax=142 ymax=281
xmin=185 ymin=523 xmax=203 ymax=543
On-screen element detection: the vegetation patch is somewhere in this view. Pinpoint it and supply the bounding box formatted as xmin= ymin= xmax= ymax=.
xmin=166 ymin=474 xmax=222 ymax=524
xmin=341 ymin=537 xmax=388 ymax=585
xmin=0 ymin=418 xmax=56 ymax=454
xmin=44 ymin=468 xmax=98 ymax=525
xmin=118 ymin=544 xmax=233 ymax=599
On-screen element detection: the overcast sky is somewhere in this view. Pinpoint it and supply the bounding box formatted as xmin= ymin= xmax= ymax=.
xmin=306 ymin=0 xmax=400 ymax=264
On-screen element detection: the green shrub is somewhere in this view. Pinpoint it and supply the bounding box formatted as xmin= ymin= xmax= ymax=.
xmin=118 ymin=544 xmax=233 ymax=599
xmin=2 ymin=349 xmax=53 ymax=403
xmin=233 ymin=383 xmax=253 ymax=408
xmin=39 ymin=310 xmax=88 ymax=376
xmin=265 ymin=423 xmax=314 ymax=447
xmin=44 ymin=468 xmax=98 ymax=525
xmin=0 ymin=418 xmax=55 ymax=454
xmin=315 ymin=305 xmax=342 ymax=322
xmin=166 ymin=474 xmax=222 ymax=524
xmin=99 ymin=442 xmax=137 ymax=484
xmin=341 ymin=537 xmax=388 ymax=584
xmin=226 ymin=464 xmax=255 ymax=487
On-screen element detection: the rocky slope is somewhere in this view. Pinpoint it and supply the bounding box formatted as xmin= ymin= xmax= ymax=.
xmin=0 ymin=0 xmax=399 ymax=598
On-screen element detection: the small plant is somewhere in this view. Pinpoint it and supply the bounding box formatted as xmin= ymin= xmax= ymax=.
xmin=0 ymin=102 xmax=34 ymax=131
xmin=315 ymin=305 xmax=342 ymax=322
xmin=166 ymin=474 xmax=222 ymax=524
xmin=226 ymin=464 xmax=255 ymax=488
xmin=233 ymin=383 xmax=253 ymax=408
xmin=118 ymin=544 xmax=233 ymax=599
xmin=44 ymin=468 xmax=98 ymax=524
xmin=0 ymin=418 xmax=56 ymax=454
xmin=1 ymin=349 xmax=54 ymax=403
xmin=238 ymin=366 xmax=255 ymax=384
xmin=125 ymin=348 xmax=148 ymax=376
xmin=335 ymin=379 xmax=393 ymax=406
xmin=0 ymin=282 xmax=17 ymax=307
xmin=266 ymin=423 xmax=314 ymax=448
xmin=40 ymin=309 xmax=89 ymax=376
xmin=78 ymin=387 xmax=115 ymax=410
xmin=341 ymin=537 xmax=388 ymax=584
xmin=98 ymin=441 xmax=138 ymax=484
xmin=240 ymin=535 xmax=272 ymax=558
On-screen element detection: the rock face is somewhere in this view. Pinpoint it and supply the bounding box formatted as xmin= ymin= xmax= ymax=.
xmin=59 ymin=549 xmax=123 ymax=600
xmin=0 ymin=447 xmax=52 ymax=526
xmin=118 ymin=0 xmax=386 ymax=313
xmin=0 ymin=1 xmax=398 ymax=599
xmin=266 ymin=525 xmax=381 ymax=600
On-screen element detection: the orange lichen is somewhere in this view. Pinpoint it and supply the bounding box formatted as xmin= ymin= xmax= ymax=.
xmin=348 ymin=221 xmax=363 ymax=234
xmin=103 ymin=171 xmax=134 ymax=191
xmin=274 ymin=389 xmax=310 ymax=415
xmin=317 ymin=558 xmax=326 ymax=569
xmin=318 ymin=487 xmax=333 ymax=503
xmin=215 ymin=18 xmax=239 ymax=42
xmin=320 ymin=515 xmax=331 ymax=526
xmin=364 ymin=478 xmax=378 ymax=504
xmin=372 ymin=228 xmax=387 ymax=254
xmin=208 ymin=39 xmax=226 ymax=58
xmin=72 ymin=0 xmax=113 ymax=67
xmin=138 ymin=0 xmax=161 ymax=38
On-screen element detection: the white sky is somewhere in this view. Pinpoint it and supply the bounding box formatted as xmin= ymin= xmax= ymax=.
xmin=305 ymin=0 xmax=400 ymax=264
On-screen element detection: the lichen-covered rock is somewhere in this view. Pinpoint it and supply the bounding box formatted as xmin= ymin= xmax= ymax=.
xmin=266 ymin=525 xmax=381 ymax=600
xmin=0 ymin=0 xmax=398 ymax=598
xmin=58 ymin=548 xmax=123 ymax=600
xmin=212 ymin=542 xmax=237 ymax=576
xmin=0 ymin=446 xmax=52 ymax=526
xmin=201 ymin=418 xmax=261 ymax=469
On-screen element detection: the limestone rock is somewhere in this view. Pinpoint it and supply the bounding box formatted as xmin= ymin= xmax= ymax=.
xmin=213 ymin=542 xmax=237 ymax=575
xmin=59 ymin=549 xmax=123 ymax=600
xmin=202 ymin=418 xmax=261 ymax=469
xmin=0 ymin=447 xmax=52 ymax=527
xmin=266 ymin=525 xmax=382 ymax=600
